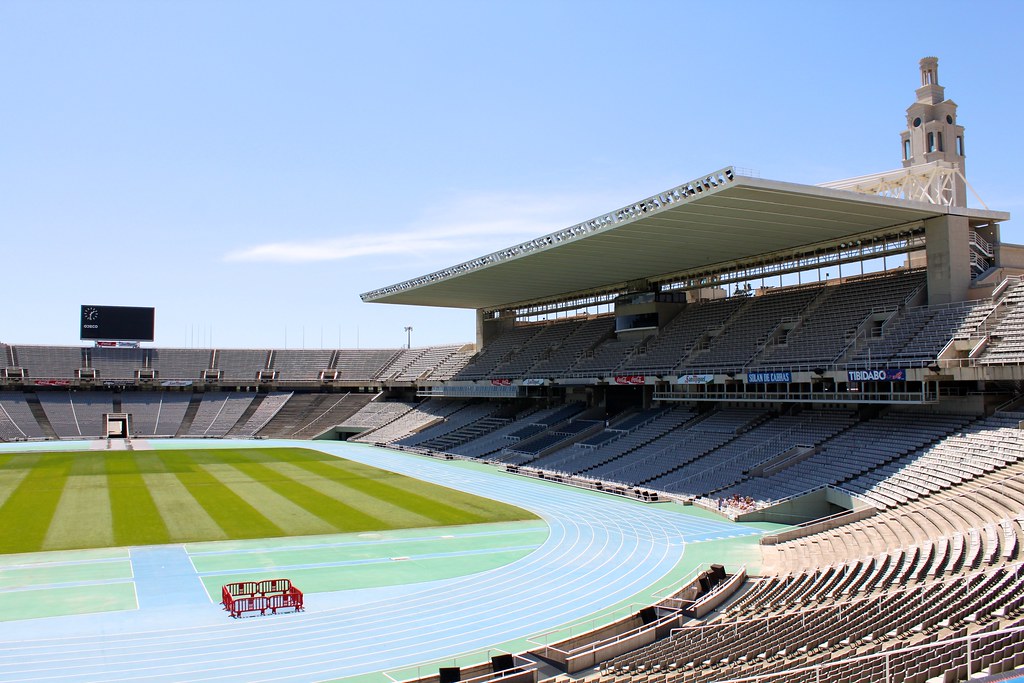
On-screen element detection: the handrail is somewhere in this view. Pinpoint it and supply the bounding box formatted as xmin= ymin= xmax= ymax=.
xmin=527 ymin=602 xmax=654 ymax=654
xmin=759 ymin=505 xmax=878 ymax=545
xmin=387 ymin=649 xmax=533 ymax=683
xmin=648 ymin=567 xmax=716 ymax=604
xmin=655 ymin=388 xmax=939 ymax=404
xmin=991 ymin=275 xmax=1021 ymax=299
xmin=664 ymin=425 xmax=807 ymax=490
xmin=671 ymin=560 xmax=1024 ymax=639
xmin=970 ymin=230 xmax=994 ymax=257
xmin=712 ymin=621 xmax=1024 ymax=683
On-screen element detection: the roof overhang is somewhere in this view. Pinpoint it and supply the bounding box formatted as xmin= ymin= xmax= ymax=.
xmin=361 ymin=167 xmax=1009 ymax=311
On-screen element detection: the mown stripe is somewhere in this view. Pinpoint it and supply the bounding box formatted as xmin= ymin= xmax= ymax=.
xmin=0 ymin=447 xmax=536 ymax=554
xmin=164 ymin=452 xmax=284 ymax=540
xmin=231 ymin=458 xmax=427 ymax=531
xmin=0 ymin=454 xmax=40 ymax=472
xmin=142 ymin=472 xmax=228 ymax=542
xmin=234 ymin=447 xmax=324 ymax=464
xmin=104 ymin=453 xmax=169 ymax=547
xmin=249 ymin=460 xmax=437 ymax=529
xmin=43 ymin=454 xmax=113 ymax=551
xmin=0 ymin=464 xmax=32 ymax=511
xmin=290 ymin=458 xmax=525 ymax=525
xmin=0 ymin=454 xmax=69 ymax=554
xmin=137 ymin=451 xmax=227 ymax=542
xmin=200 ymin=463 xmax=338 ymax=536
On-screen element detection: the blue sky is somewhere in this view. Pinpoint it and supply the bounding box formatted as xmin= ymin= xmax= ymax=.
xmin=3 ymin=1 xmax=1022 ymax=349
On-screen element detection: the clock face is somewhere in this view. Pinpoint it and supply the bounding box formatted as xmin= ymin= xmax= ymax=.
xmin=84 ymin=307 xmax=99 ymax=321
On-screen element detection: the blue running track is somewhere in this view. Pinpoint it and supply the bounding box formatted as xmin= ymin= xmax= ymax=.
xmin=0 ymin=440 xmax=761 ymax=682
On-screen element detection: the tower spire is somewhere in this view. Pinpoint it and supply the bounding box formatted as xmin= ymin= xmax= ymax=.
xmin=900 ymin=57 xmax=966 ymax=206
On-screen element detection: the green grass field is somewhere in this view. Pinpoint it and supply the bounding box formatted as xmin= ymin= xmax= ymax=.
xmin=0 ymin=446 xmax=536 ymax=554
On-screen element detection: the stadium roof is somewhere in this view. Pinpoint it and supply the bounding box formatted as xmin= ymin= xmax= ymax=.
xmin=361 ymin=167 xmax=1009 ymax=311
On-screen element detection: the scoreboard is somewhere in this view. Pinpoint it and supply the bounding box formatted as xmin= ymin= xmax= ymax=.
xmin=80 ymin=305 xmax=155 ymax=342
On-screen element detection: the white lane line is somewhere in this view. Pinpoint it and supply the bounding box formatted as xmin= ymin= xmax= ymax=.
xmin=0 ymin=441 xmax=759 ymax=683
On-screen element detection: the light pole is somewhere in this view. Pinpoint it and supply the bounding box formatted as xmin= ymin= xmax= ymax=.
xmin=404 ymin=326 xmax=413 ymax=349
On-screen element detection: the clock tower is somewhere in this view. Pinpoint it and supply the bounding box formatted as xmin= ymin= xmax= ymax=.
xmin=900 ymin=57 xmax=967 ymax=206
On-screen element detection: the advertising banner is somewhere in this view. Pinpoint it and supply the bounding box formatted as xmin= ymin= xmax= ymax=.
xmin=677 ymin=374 xmax=714 ymax=385
xmin=746 ymin=371 xmax=792 ymax=383
xmin=847 ymin=369 xmax=906 ymax=382
xmin=439 ymin=384 xmax=522 ymax=398
xmin=614 ymin=375 xmax=645 ymax=385
xmin=96 ymin=341 xmax=140 ymax=349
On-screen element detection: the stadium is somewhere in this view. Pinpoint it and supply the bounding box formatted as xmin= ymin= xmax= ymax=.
xmin=2 ymin=56 xmax=1024 ymax=683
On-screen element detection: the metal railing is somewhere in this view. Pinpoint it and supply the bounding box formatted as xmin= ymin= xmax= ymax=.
xmin=654 ymin=388 xmax=939 ymax=404
xmin=710 ymin=623 xmax=1024 ymax=683
xmin=971 ymin=230 xmax=994 ymax=257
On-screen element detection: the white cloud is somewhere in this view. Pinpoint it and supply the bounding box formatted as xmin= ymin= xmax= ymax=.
xmin=223 ymin=192 xmax=600 ymax=264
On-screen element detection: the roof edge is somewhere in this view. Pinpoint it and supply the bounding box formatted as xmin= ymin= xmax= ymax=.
xmin=735 ymin=174 xmax=1009 ymax=220
xmin=360 ymin=166 xmax=738 ymax=303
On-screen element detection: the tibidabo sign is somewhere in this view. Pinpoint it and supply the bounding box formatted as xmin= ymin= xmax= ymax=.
xmin=847 ymin=369 xmax=906 ymax=382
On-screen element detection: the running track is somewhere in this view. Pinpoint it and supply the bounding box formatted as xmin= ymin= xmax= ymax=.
xmin=0 ymin=440 xmax=761 ymax=682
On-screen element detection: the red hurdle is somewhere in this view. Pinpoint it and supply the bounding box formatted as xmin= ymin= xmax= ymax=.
xmin=221 ymin=578 xmax=304 ymax=618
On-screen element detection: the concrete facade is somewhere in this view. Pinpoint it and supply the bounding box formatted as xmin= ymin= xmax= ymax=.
xmin=925 ymin=214 xmax=972 ymax=304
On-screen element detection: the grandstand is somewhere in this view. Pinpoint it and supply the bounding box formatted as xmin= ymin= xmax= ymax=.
xmin=4 ymin=57 xmax=1024 ymax=682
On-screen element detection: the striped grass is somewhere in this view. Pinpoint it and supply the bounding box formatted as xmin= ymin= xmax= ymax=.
xmin=43 ymin=454 xmax=114 ymax=550
xmin=0 ymin=446 xmax=535 ymax=554
xmin=166 ymin=452 xmax=285 ymax=540
xmin=230 ymin=458 xmax=426 ymax=531
xmin=0 ymin=454 xmax=65 ymax=554
xmin=286 ymin=455 xmax=522 ymax=525
xmin=105 ymin=452 xmax=170 ymax=546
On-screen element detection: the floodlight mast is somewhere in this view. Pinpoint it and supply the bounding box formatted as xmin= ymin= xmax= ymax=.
xmin=404 ymin=326 xmax=413 ymax=349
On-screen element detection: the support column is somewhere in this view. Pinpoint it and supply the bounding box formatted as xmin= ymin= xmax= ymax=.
xmin=475 ymin=309 xmax=486 ymax=351
xmin=476 ymin=309 xmax=516 ymax=351
xmin=925 ymin=214 xmax=971 ymax=304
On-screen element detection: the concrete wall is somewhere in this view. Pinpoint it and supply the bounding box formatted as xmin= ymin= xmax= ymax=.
xmin=477 ymin=310 xmax=516 ymax=349
xmin=997 ymin=243 xmax=1024 ymax=271
xmin=684 ymin=567 xmax=747 ymax=618
xmin=762 ymin=506 xmax=878 ymax=545
xmin=926 ymin=214 xmax=972 ymax=305
xmin=735 ymin=486 xmax=870 ymax=525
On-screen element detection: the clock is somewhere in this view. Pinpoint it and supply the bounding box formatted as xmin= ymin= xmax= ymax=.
xmin=84 ymin=307 xmax=99 ymax=321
